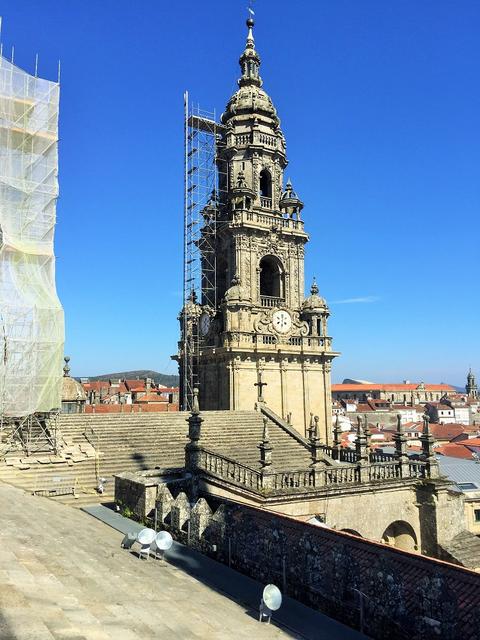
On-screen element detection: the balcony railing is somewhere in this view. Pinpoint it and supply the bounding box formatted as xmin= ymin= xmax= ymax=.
xmin=261 ymin=295 xmax=284 ymax=308
xmin=260 ymin=196 xmax=272 ymax=209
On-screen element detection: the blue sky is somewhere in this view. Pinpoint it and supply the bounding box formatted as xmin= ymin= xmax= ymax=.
xmin=3 ymin=1 xmax=479 ymax=385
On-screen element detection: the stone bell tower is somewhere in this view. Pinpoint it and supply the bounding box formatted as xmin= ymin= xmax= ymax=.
xmin=192 ymin=18 xmax=339 ymax=441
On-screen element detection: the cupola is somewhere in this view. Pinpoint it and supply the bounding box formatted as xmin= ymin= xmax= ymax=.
xmin=280 ymin=178 xmax=304 ymax=218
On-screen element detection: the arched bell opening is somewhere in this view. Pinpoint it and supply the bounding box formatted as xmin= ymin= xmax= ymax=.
xmin=259 ymin=169 xmax=272 ymax=199
xmin=259 ymin=255 xmax=285 ymax=300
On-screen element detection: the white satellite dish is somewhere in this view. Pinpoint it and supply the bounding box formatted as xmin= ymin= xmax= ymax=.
xmin=155 ymin=530 xmax=173 ymax=551
xmin=259 ymin=584 xmax=282 ymax=623
xmin=136 ymin=528 xmax=156 ymax=545
xmin=262 ymin=584 xmax=282 ymax=611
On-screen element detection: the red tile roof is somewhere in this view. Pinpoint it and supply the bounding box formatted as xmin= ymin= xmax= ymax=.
xmin=435 ymin=444 xmax=476 ymax=459
xmin=135 ymin=393 xmax=167 ymax=404
xmin=429 ymin=423 xmax=465 ymax=440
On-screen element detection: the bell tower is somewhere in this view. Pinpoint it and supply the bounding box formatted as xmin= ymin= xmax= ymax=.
xmin=183 ymin=17 xmax=339 ymax=441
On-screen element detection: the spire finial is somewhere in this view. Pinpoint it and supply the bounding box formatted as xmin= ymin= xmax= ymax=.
xmin=63 ymin=355 xmax=70 ymax=377
xmin=311 ymin=278 xmax=319 ymax=295
xmin=238 ymin=8 xmax=262 ymax=88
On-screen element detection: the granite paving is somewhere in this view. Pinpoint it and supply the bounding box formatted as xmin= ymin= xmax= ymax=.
xmin=0 ymin=484 xmax=295 ymax=640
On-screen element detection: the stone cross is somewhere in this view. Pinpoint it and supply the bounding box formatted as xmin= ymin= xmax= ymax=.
xmin=254 ymin=370 xmax=268 ymax=403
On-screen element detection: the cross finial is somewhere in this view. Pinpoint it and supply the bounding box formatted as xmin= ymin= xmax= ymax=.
xmin=63 ymin=356 xmax=70 ymax=377
xmin=254 ymin=370 xmax=267 ymax=402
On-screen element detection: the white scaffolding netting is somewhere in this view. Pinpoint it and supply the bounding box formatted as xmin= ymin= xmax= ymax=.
xmin=0 ymin=55 xmax=64 ymax=417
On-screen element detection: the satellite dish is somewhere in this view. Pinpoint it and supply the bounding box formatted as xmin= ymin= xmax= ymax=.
xmin=136 ymin=528 xmax=156 ymax=545
xmin=155 ymin=531 xmax=173 ymax=551
xmin=262 ymin=584 xmax=282 ymax=611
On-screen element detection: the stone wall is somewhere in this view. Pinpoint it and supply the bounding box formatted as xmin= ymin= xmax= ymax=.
xmin=156 ymin=493 xmax=480 ymax=640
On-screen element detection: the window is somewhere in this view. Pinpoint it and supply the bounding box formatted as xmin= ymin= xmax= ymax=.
xmin=475 ymin=509 xmax=480 ymax=523
xmin=259 ymin=169 xmax=272 ymax=198
xmin=259 ymin=255 xmax=284 ymax=298
xmin=458 ymin=483 xmax=478 ymax=491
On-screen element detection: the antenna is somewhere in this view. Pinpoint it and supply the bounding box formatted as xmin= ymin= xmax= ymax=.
xmin=136 ymin=528 xmax=156 ymax=561
xmin=57 ymin=59 xmax=61 ymax=83
xmin=154 ymin=530 xmax=173 ymax=561
xmin=34 ymin=53 xmax=38 ymax=77
xmin=10 ymin=45 xmax=14 ymax=64
xmin=136 ymin=528 xmax=156 ymax=545
xmin=259 ymin=584 xmax=282 ymax=623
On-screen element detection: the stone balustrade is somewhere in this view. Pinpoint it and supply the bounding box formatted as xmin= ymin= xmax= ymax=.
xmin=223 ymin=331 xmax=332 ymax=351
xmin=195 ymin=446 xmax=430 ymax=495
xmin=238 ymin=210 xmax=304 ymax=230
xmin=199 ymin=448 xmax=263 ymax=490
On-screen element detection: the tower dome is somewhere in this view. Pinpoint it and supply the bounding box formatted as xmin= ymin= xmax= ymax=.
xmin=302 ymin=279 xmax=328 ymax=312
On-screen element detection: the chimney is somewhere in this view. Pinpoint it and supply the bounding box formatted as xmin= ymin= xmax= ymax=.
xmin=145 ymin=377 xmax=152 ymax=393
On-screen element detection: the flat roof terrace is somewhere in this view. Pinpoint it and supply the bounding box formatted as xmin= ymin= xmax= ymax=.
xmin=0 ymin=483 xmax=364 ymax=640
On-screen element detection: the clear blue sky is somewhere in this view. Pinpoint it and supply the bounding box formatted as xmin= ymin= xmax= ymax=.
xmin=3 ymin=1 xmax=479 ymax=385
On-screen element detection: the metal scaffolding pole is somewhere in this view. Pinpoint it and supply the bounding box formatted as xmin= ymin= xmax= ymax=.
xmin=181 ymin=92 xmax=227 ymax=411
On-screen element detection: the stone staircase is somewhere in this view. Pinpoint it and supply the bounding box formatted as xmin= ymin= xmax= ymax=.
xmin=0 ymin=409 xmax=313 ymax=507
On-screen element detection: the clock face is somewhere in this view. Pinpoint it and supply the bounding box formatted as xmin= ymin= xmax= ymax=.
xmin=199 ymin=313 xmax=211 ymax=337
xmin=272 ymin=310 xmax=292 ymax=334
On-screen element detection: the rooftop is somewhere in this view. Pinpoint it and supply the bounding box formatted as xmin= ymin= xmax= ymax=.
xmin=0 ymin=483 xmax=363 ymax=640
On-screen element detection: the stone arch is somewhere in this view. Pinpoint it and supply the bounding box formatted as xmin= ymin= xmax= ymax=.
xmin=259 ymin=168 xmax=272 ymax=198
xmin=259 ymin=254 xmax=284 ymax=298
xmin=382 ymin=520 xmax=418 ymax=552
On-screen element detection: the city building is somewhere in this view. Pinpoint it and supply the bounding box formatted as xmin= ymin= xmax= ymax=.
xmin=332 ymin=381 xmax=455 ymax=404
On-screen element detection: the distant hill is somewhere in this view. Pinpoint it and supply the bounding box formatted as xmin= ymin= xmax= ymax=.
xmin=86 ymin=370 xmax=179 ymax=387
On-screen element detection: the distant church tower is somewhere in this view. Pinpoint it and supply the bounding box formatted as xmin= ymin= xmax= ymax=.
xmin=181 ymin=18 xmax=338 ymax=441
xmin=466 ymin=369 xmax=478 ymax=399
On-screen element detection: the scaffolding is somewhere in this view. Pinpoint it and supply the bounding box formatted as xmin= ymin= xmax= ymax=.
xmin=0 ymin=52 xmax=64 ymax=426
xmin=182 ymin=92 xmax=227 ymax=411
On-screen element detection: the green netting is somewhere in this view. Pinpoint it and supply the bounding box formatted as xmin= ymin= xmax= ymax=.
xmin=0 ymin=55 xmax=64 ymax=417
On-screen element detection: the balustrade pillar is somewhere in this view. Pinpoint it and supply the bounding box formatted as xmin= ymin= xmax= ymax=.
xmin=332 ymin=414 xmax=341 ymax=461
xmin=393 ymin=414 xmax=410 ymax=477
xmin=420 ymin=415 xmax=439 ymax=478
xmin=185 ymin=388 xmax=204 ymax=471
xmin=258 ymin=417 xmax=275 ymax=490
xmin=355 ymin=416 xmax=369 ymax=482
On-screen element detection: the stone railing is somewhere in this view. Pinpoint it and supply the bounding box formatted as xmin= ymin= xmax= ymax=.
xmin=196 ymin=446 xmax=430 ymax=495
xmin=408 ymin=460 xmax=428 ymax=478
xmin=241 ymin=210 xmax=305 ymax=231
xmin=260 ymin=196 xmax=272 ymax=209
xmin=370 ymin=451 xmax=397 ymax=463
xmin=223 ymin=331 xmax=332 ymax=351
xmin=260 ymin=295 xmax=285 ymax=308
xmin=199 ymin=449 xmax=263 ymax=491
xmin=368 ymin=461 xmax=401 ymax=481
